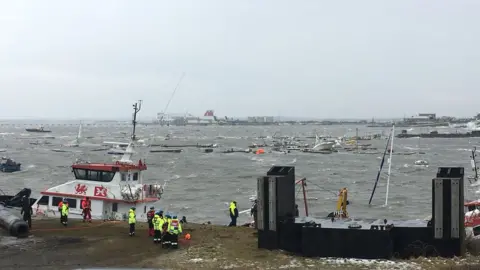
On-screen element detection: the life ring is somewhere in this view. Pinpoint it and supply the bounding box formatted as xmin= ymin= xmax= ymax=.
xmin=116 ymin=161 xmax=120 ymax=165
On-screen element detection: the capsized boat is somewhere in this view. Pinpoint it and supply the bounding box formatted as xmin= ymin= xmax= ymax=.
xmin=31 ymin=101 xmax=166 ymax=220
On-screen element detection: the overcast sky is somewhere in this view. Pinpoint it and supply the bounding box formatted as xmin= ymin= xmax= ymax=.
xmin=0 ymin=0 xmax=479 ymax=120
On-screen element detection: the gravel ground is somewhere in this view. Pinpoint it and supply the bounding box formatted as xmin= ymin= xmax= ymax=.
xmin=1 ymin=219 xmax=480 ymax=270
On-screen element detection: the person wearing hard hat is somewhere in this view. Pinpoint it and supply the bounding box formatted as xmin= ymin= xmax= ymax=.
xmin=128 ymin=207 xmax=136 ymax=236
xmin=153 ymin=212 xmax=164 ymax=243
xmin=61 ymin=198 xmax=69 ymax=226
xmin=228 ymin=201 xmax=239 ymax=226
xmin=168 ymin=215 xmax=183 ymax=249
xmin=162 ymin=213 xmax=172 ymax=248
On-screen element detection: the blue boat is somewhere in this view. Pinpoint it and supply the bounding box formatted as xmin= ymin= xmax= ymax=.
xmin=0 ymin=157 xmax=21 ymax=173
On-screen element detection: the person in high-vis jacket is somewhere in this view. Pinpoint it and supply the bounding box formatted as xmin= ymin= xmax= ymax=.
xmin=228 ymin=201 xmax=239 ymax=226
xmin=162 ymin=214 xmax=172 ymax=248
xmin=153 ymin=213 xmax=164 ymax=243
xmin=168 ymin=215 xmax=182 ymax=249
xmin=128 ymin=207 xmax=136 ymax=236
xmin=61 ymin=199 xmax=69 ymax=226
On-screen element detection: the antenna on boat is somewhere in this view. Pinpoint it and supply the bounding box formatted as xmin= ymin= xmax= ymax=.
xmin=131 ymin=100 xmax=142 ymax=142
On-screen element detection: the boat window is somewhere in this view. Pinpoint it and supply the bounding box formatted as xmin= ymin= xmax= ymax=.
xmin=101 ymin=171 xmax=115 ymax=182
xmin=38 ymin=196 xmax=49 ymax=205
xmin=121 ymin=173 xmax=127 ymax=181
xmin=66 ymin=198 xmax=77 ymax=208
xmin=112 ymin=203 xmax=118 ymax=212
xmin=74 ymin=169 xmax=87 ymax=179
xmin=52 ymin=197 xmax=63 ymax=207
xmin=88 ymin=171 xmax=100 ymax=181
xmin=133 ymin=172 xmax=139 ymax=181
xmin=74 ymin=169 xmax=115 ymax=182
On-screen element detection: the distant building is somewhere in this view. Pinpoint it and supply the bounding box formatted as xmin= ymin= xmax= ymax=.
xmin=247 ymin=116 xmax=275 ymax=123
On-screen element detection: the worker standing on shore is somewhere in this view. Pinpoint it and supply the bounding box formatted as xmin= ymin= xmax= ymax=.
xmin=168 ymin=215 xmax=182 ymax=249
xmin=128 ymin=207 xmax=136 ymax=236
xmin=153 ymin=213 xmax=163 ymax=243
xmin=81 ymin=197 xmax=92 ymax=223
xmin=228 ymin=201 xmax=238 ymax=226
xmin=20 ymin=195 xmax=33 ymax=229
xmin=147 ymin=206 xmax=155 ymax=237
xmin=162 ymin=213 xmax=172 ymax=248
xmin=251 ymin=199 xmax=258 ymax=229
xmin=58 ymin=200 xmax=63 ymax=224
xmin=61 ymin=198 xmax=69 ymax=226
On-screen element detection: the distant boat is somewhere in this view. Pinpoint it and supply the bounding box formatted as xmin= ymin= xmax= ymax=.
xmin=25 ymin=127 xmax=51 ymax=133
xmin=0 ymin=157 xmax=21 ymax=172
xmin=65 ymin=123 xmax=82 ymax=147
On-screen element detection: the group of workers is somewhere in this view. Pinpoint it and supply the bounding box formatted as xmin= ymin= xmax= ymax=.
xmin=145 ymin=206 xmax=183 ymax=248
xmin=55 ymin=197 xmax=91 ymax=226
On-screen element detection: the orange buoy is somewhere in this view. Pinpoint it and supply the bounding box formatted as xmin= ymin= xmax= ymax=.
xmin=255 ymin=149 xmax=265 ymax=155
xmin=185 ymin=233 xmax=191 ymax=240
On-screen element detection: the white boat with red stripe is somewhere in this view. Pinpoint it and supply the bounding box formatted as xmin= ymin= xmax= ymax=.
xmin=32 ymin=100 xmax=166 ymax=221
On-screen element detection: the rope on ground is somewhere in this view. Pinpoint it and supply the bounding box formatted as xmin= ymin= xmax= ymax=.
xmin=30 ymin=220 xmax=122 ymax=232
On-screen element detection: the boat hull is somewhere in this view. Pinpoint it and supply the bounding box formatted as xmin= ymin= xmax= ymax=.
xmin=0 ymin=164 xmax=21 ymax=173
xmin=25 ymin=129 xmax=51 ymax=133
xmin=32 ymin=197 xmax=157 ymax=222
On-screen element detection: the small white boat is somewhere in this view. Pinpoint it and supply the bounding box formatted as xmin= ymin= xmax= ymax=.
xmin=414 ymin=160 xmax=429 ymax=167
xmin=107 ymin=148 xmax=126 ymax=155
xmin=308 ymin=134 xmax=335 ymax=151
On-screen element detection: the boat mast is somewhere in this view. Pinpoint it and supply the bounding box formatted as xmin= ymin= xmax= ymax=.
xmin=385 ymin=125 xmax=395 ymax=206
xmin=368 ymin=128 xmax=392 ymax=205
xmin=472 ymin=147 xmax=478 ymax=182
xmin=131 ymin=100 xmax=142 ymax=141
xmin=355 ymin=128 xmax=359 ymax=153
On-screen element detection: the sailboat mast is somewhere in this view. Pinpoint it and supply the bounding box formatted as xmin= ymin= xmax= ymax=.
xmin=368 ymin=131 xmax=392 ymax=205
xmin=472 ymin=147 xmax=478 ymax=180
xmin=355 ymin=128 xmax=359 ymax=153
xmin=131 ymin=100 xmax=142 ymax=141
xmin=385 ymin=125 xmax=395 ymax=206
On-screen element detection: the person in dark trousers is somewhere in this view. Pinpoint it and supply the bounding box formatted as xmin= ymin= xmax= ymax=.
xmin=20 ymin=196 xmax=33 ymax=229
xmin=146 ymin=206 xmax=155 ymax=237
xmin=228 ymin=201 xmax=239 ymax=226
xmin=295 ymin=204 xmax=299 ymax=217
xmin=251 ymin=199 xmax=258 ymax=229
xmin=128 ymin=207 xmax=136 ymax=236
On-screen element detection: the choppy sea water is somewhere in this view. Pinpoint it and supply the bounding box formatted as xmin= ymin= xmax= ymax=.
xmin=0 ymin=122 xmax=479 ymax=225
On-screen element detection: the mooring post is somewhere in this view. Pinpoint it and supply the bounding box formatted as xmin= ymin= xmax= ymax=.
xmin=257 ymin=166 xmax=296 ymax=250
xmin=432 ymin=167 xmax=465 ymax=257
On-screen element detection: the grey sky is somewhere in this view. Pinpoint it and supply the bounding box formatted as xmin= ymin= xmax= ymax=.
xmin=0 ymin=0 xmax=479 ymax=120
